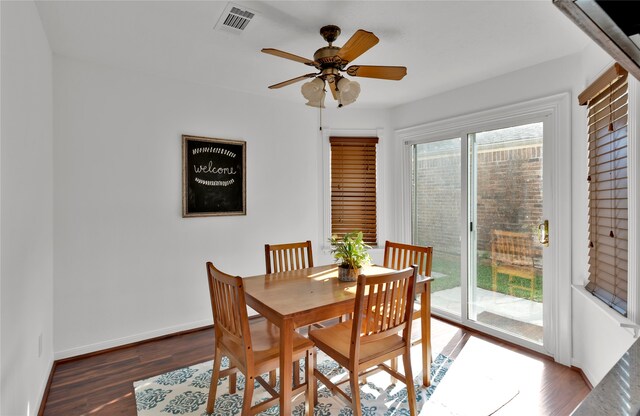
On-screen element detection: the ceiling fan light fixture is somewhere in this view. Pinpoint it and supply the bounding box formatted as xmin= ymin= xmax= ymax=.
xmin=301 ymin=77 xmax=326 ymax=108
xmin=337 ymin=77 xmax=360 ymax=107
xmin=305 ymin=93 xmax=326 ymax=108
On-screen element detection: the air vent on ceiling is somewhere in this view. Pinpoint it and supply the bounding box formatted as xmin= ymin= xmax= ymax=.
xmin=215 ymin=3 xmax=257 ymax=34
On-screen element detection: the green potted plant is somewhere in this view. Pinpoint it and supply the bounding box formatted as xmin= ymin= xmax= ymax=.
xmin=329 ymin=231 xmax=372 ymax=282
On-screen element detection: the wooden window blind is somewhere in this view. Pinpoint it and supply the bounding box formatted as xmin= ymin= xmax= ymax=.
xmin=582 ymin=63 xmax=629 ymax=316
xmin=330 ymin=137 xmax=378 ymax=246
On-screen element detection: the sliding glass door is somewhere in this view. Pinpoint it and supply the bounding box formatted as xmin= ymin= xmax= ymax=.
xmin=468 ymin=123 xmax=544 ymax=344
xmin=409 ymin=120 xmax=548 ymax=349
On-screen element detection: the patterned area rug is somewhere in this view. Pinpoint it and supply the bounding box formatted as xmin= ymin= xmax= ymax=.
xmin=134 ymin=351 xmax=453 ymax=416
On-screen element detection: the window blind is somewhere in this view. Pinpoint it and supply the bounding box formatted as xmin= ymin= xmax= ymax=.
xmin=582 ymin=64 xmax=629 ymax=316
xmin=330 ymin=137 xmax=378 ymax=246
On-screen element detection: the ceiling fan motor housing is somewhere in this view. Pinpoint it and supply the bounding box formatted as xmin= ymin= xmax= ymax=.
xmin=314 ymin=46 xmax=343 ymax=68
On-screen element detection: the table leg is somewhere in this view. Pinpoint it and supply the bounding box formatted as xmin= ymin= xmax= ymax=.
xmin=421 ymin=282 xmax=432 ymax=387
xmin=279 ymin=318 xmax=293 ymax=415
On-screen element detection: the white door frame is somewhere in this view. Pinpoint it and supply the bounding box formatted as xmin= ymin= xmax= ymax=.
xmin=396 ymin=93 xmax=572 ymax=365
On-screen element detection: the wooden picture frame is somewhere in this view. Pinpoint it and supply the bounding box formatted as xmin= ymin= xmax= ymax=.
xmin=182 ymin=135 xmax=246 ymax=217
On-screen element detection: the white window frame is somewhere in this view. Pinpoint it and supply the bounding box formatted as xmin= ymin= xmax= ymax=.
xmin=629 ymin=76 xmax=640 ymax=325
xmin=319 ymin=128 xmax=385 ymax=252
xmin=396 ymin=93 xmax=572 ymax=364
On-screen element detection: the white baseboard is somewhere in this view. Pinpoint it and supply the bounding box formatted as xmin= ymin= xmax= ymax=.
xmin=571 ymin=357 xmax=596 ymax=387
xmin=54 ymin=319 xmax=212 ymax=360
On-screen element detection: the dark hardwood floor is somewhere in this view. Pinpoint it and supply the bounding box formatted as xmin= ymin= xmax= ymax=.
xmin=40 ymin=317 xmax=589 ymax=415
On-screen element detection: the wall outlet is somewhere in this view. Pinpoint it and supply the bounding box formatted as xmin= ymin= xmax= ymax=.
xmin=38 ymin=333 xmax=42 ymax=358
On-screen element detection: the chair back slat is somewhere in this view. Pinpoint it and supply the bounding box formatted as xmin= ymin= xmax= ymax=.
xmin=265 ymin=240 xmax=314 ymax=273
xmin=383 ymin=241 xmax=433 ymax=278
xmin=352 ymin=267 xmax=417 ymax=349
xmin=206 ymin=262 xmax=252 ymax=352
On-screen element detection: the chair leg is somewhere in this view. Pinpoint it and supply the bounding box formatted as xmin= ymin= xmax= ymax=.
xmin=360 ymin=355 xmax=368 ymax=385
xmin=229 ymin=372 xmax=237 ymax=395
xmin=312 ymin=348 xmax=318 ymax=405
xmin=305 ymin=349 xmax=314 ymax=416
xmin=508 ymin=275 xmax=514 ymax=296
xmin=402 ymin=352 xmax=417 ymax=416
xmin=268 ymin=370 xmax=276 ymax=387
xmin=390 ymin=357 xmax=398 ymax=384
xmin=242 ymin=374 xmax=255 ymax=415
xmin=349 ymin=370 xmax=362 ymax=416
xmin=293 ymin=359 xmax=301 ymax=388
xmin=531 ymin=275 xmax=535 ymax=300
xmin=206 ymin=347 xmax=222 ymax=414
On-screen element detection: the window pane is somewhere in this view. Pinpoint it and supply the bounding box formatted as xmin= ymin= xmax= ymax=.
xmin=412 ymin=138 xmax=462 ymax=317
xmin=331 ymin=137 xmax=378 ymax=246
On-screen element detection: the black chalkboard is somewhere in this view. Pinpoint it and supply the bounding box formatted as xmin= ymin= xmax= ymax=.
xmin=182 ymin=135 xmax=246 ymax=217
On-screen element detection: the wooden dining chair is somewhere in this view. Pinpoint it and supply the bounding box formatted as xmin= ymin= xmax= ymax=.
xmin=383 ymin=241 xmax=433 ymax=286
xmin=205 ymin=262 xmax=315 ymax=416
xmin=264 ymin=240 xmax=315 ymax=386
xmin=384 ymin=240 xmax=432 ymax=326
xmin=308 ymin=267 xmax=419 ymax=416
xmin=265 ymin=240 xmax=314 ymax=274
xmin=383 ymin=240 xmax=433 ymax=379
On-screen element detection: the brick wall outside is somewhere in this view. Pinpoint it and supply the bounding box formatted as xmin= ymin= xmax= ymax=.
xmin=414 ymin=149 xmax=462 ymax=254
xmin=414 ymin=140 xmax=542 ymax=257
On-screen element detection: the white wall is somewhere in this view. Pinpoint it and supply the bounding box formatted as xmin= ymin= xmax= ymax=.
xmin=52 ymin=56 xmax=390 ymax=357
xmin=390 ymin=45 xmax=636 ymax=385
xmin=0 ymin=2 xmax=54 ymax=415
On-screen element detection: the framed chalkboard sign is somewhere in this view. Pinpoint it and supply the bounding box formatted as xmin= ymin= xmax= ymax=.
xmin=182 ymin=135 xmax=246 ymax=217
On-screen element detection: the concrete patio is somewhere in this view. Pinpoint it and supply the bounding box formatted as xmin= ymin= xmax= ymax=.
xmin=431 ymin=286 xmax=543 ymax=342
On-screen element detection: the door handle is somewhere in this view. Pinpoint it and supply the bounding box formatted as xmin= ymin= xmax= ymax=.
xmin=538 ymin=220 xmax=549 ymax=247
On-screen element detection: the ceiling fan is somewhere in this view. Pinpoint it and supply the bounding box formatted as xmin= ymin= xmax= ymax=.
xmin=262 ymin=25 xmax=407 ymax=108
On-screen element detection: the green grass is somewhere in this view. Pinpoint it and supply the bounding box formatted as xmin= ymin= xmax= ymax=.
xmin=430 ymin=255 xmax=542 ymax=303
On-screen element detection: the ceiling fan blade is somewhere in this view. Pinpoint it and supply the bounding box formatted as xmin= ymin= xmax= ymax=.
xmin=346 ymin=65 xmax=407 ymax=80
xmin=329 ymin=79 xmax=338 ymax=100
xmin=268 ymin=73 xmax=317 ymax=89
xmin=336 ymin=29 xmax=379 ymax=64
xmin=261 ymin=48 xmax=316 ymax=66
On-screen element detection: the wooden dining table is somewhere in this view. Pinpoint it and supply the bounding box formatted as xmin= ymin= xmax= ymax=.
xmin=243 ymin=264 xmax=433 ymax=415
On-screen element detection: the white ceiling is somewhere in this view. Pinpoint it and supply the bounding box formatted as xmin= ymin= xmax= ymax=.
xmin=35 ymin=0 xmax=592 ymax=109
